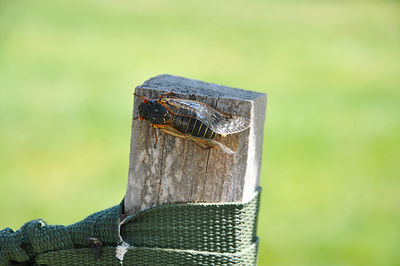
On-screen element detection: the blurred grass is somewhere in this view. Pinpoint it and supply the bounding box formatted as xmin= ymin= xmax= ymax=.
xmin=1 ymin=0 xmax=399 ymax=265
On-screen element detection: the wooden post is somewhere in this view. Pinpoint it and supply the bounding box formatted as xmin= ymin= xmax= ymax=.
xmin=125 ymin=74 xmax=266 ymax=215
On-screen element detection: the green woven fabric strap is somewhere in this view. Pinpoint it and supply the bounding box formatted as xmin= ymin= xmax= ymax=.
xmin=0 ymin=188 xmax=261 ymax=265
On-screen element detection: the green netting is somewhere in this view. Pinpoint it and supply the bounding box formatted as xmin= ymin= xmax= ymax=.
xmin=0 ymin=188 xmax=260 ymax=265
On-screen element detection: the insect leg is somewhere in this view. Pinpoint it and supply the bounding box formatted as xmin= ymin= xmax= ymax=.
xmin=133 ymin=93 xmax=146 ymax=100
xmin=158 ymin=125 xmax=187 ymax=140
xmin=190 ymin=138 xmax=213 ymax=149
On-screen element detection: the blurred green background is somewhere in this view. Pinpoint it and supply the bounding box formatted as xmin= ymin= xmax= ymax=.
xmin=1 ymin=0 xmax=399 ymax=265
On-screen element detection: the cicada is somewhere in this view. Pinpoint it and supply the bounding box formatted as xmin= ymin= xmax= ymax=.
xmin=135 ymin=92 xmax=249 ymax=154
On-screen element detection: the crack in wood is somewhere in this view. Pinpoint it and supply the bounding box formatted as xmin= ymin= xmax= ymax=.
xmin=156 ymin=131 xmax=166 ymax=205
xmin=202 ymin=97 xmax=219 ymax=200
xmin=205 ymin=150 xmax=211 ymax=173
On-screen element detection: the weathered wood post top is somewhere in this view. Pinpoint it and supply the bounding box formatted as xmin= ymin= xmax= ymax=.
xmin=125 ymin=74 xmax=266 ymax=215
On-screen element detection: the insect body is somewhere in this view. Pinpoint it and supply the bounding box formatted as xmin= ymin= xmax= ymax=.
xmin=135 ymin=92 xmax=249 ymax=154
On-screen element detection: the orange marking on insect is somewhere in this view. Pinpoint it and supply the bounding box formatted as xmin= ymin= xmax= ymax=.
xmin=158 ymin=100 xmax=197 ymax=119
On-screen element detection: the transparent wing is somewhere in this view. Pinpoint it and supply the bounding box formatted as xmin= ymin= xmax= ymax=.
xmin=162 ymin=98 xmax=249 ymax=135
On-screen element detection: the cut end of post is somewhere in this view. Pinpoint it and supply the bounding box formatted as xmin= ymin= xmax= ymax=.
xmin=125 ymin=74 xmax=267 ymax=215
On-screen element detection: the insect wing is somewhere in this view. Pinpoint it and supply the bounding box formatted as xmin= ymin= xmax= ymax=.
xmin=159 ymin=126 xmax=235 ymax=154
xmin=162 ymin=98 xmax=198 ymax=118
xmin=163 ymin=98 xmax=249 ymax=135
